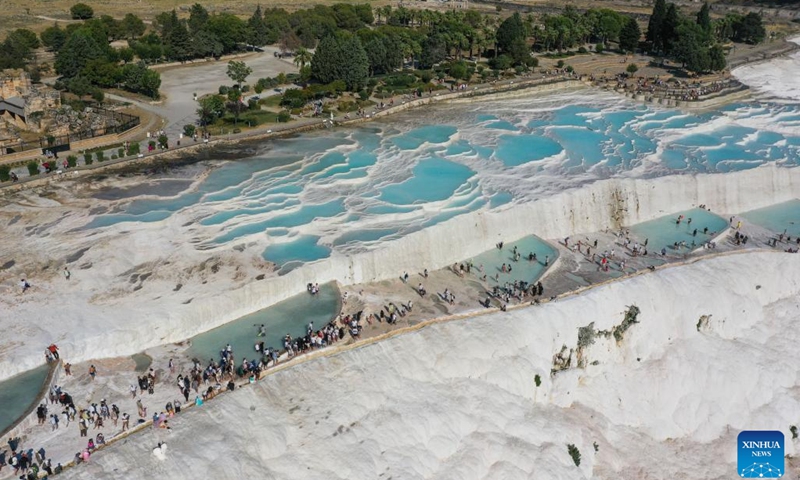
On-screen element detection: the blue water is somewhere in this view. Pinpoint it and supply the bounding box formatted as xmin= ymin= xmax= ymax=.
xmin=0 ymin=364 xmax=50 ymax=434
xmin=740 ymin=199 xmax=800 ymax=237
xmin=262 ymin=235 xmax=332 ymax=268
xmin=494 ymin=135 xmax=563 ymax=166
xmin=468 ymin=235 xmax=558 ymax=286
xmin=213 ymin=200 xmax=344 ymax=244
xmin=186 ymin=283 xmax=339 ymax=362
xmin=80 ymin=90 xmax=800 ymax=270
xmin=629 ymin=208 xmax=728 ymax=253
xmin=333 ymin=228 xmax=398 ymax=246
xmin=379 ymin=158 xmax=475 ymax=205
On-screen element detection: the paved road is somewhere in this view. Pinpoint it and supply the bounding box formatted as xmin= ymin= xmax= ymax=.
xmin=154 ymin=47 xmax=298 ymax=138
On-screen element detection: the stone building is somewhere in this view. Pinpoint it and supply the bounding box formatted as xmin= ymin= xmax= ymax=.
xmin=0 ymin=69 xmax=61 ymax=131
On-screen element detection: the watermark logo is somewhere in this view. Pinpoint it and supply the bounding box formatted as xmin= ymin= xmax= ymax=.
xmin=738 ymin=430 xmax=784 ymax=478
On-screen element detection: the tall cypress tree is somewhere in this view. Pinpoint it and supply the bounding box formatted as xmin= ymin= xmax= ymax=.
xmin=646 ymin=0 xmax=667 ymax=53
xmin=619 ymin=17 xmax=641 ymax=53
xmin=697 ymin=3 xmax=711 ymax=33
xmin=662 ymin=4 xmax=680 ymax=55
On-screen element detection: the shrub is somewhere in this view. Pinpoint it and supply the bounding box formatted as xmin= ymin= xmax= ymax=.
xmin=70 ymin=2 xmax=94 ymax=19
xmin=232 ymin=128 xmax=241 ymax=134
xmin=358 ymin=89 xmax=370 ymax=101
xmin=183 ymin=124 xmax=196 ymax=137
xmin=118 ymin=148 xmax=124 ymax=158
xmin=218 ymin=85 xmax=230 ymax=95
xmin=111 ymin=154 xmax=118 ymax=159
xmin=567 ymin=444 xmax=581 ymax=466
xmin=595 ymin=43 xmax=604 ymax=54
xmin=489 ymin=55 xmax=513 ymax=71
xmin=128 ymin=142 xmax=140 ymax=156
xmin=277 ymin=110 xmax=291 ymax=123
xmin=84 ymin=153 xmax=93 ymax=165
xmin=0 ymin=165 xmax=10 ymax=182
xmin=157 ymin=134 xmax=168 ymax=148
xmin=67 ymin=155 xmax=77 ymax=168
xmin=27 ymin=161 xmax=40 ymax=176
xmin=241 ymin=85 xmax=250 ymax=93
xmin=534 ymin=374 xmax=541 ymax=387
xmin=96 ymin=151 xmax=105 ymax=162
xmin=578 ymin=46 xmax=587 ymax=54
xmin=626 ymin=63 xmax=639 ymax=75
xmin=565 ymin=65 xmax=574 ymax=73
xmin=280 ymin=89 xmax=311 ymax=109
xmin=556 ymin=60 xmax=565 ymax=68
xmin=253 ymin=83 xmax=264 ymax=94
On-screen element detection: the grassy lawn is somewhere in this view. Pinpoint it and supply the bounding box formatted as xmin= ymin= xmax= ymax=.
xmin=205 ymin=109 xmax=290 ymax=133
xmin=258 ymin=95 xmax=283 ymax=110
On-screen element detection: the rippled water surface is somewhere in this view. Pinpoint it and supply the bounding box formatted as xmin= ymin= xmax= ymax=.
xmin=84 ymin=90 xmax=800 ymax=267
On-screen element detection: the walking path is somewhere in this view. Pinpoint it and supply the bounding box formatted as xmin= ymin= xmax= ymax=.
xmin=1 ymin=207 xmax=795 ymax=478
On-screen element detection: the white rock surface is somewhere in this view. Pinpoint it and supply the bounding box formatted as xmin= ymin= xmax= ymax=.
xmin=1 ymin=166 xmax=798 ymax=382
xmin=61 ymin=252 xmax=800 ymax=480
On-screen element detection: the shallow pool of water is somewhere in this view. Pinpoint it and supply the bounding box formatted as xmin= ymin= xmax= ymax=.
xmin=740 ymin=199 xmax=800 ymax=238
xmin=629 ymin=208 xmax=728 ymax=253
xmin=262 ymin=235 xmax=332 ymax=267
xmin=131 ymin=353 xmax=152 ymax=372
xmin=0 ymin=364 xmax=50 ymax=434
xmin=468 ymin=235 xmax=558 ymax=286
xmin=186 ymin=283 xmax=340 ymax=362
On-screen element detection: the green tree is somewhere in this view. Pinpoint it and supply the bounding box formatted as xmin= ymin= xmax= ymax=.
xmin=619 ymin=17 xmax=641 ymax=53
xmin=661 ymin=4 xmax=680 ymax=55
xmin=708 ymin=44 xmax=726 ymax=71
xmin=41 ymin=24 xmax=67 ymax=51
xmin=188 ymin=4 xmax=210 ymax=35
xmin=8 ymin=29 xmax=40 ymax=51
xmin=496 ymin=13 xmax=526 ymax=55
xmin=247 ymin=5 xmax=269 ymax=46
xmin=27 ymin=161 xmax=40 ymax=176
xmin=311 ymin=35 xmax=369 ymax=91
xmin=197 ymin=94 xmax=225 ymax=126
xmin=117 ymin=47 xmax=134 ymax=63
xmin=91 ymin=87 xmax=104 ymax=104
xmin=67 ymin=75 xmax=92 ymax=96
xmin=120 ymin=14 xmax=146 ymax=40
xmin=227 ymin=88 xmax=244 ymax=125
xmin=646 ymin=0 xmax=667 ymax=52
xmin=70 ymin=3 xmax=94 ymax=20
xmin=419 ymin=34 xmax=446 ymax=68
xmin=0 ymin=165 xmax=10 ymax=182
xmin=626 ymin=62 xmax=638 ymax=75
xmin=734 ymin=13 xmax=766 ymax=44
xmin=675 ymin=22 xmax=710 ymax=73
xmin=162 ymin=10 xmax=191 ymax=61
xmin=55 ymin=29 xmax=106 ymax=78
xmin=119 ymin=62 xmax=161 ymax=98
xmin=80 ymin=58 xmax=120 ymax=87
xmin=192 ymin=30 xmax=223 ymax=58
xmin=294 ymin=46 xmax=313 ymax=71
xmin=205 ymin=13 xmax=248 ymax=53
xmin=226 ymin=60 xmax=252 ymax=88
xmin=697 ymin=3 xmax=712 ymax=33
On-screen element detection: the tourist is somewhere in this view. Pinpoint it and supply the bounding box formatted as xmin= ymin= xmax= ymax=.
xmin=88 ymin=365 xmax=96 ymax=380
xmin=19 ymin=279 xmax=30 ymax=293
xmin=63 ymin=267 xmax=71 ymax=280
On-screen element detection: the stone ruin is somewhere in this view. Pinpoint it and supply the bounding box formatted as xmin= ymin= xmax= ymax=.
xmin=0 ymin=69 xmax=61 ymax=134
